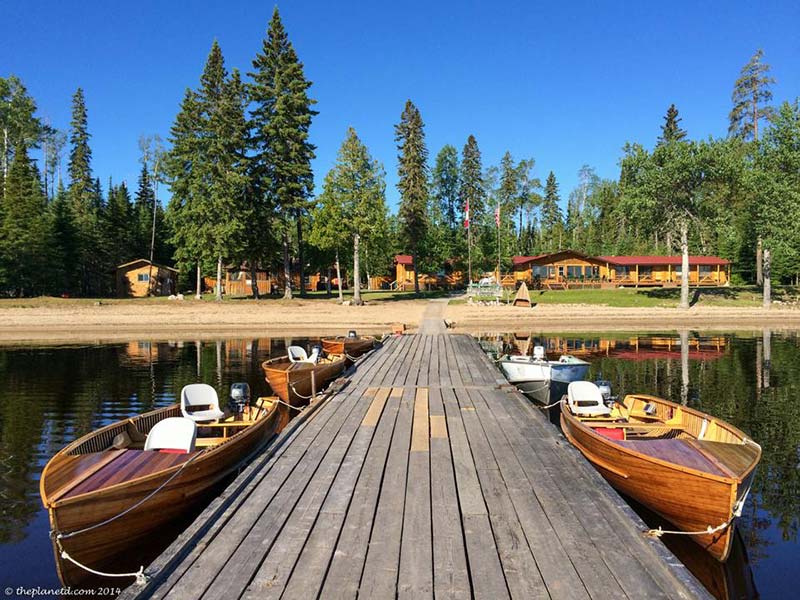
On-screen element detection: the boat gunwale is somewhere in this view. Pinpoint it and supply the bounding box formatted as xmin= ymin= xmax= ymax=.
xmin=560 ymin=395 xmax=761 ymax=485
xmin=42 ymin=399 xmax=280 ymax=509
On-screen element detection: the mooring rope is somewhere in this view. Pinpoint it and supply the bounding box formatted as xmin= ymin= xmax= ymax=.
xmin=55 ymin=536 xmax=148 ymax=585
xmin=538 ymin=395 xmax=564 ymax=409
xmin=644 ymin=483 xmax=751 ymax=539
xmin=272 ymin=396 xmax=305 ymax=411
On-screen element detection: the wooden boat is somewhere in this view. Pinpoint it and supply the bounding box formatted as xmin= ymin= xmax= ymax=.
xmin=321 ymin=334 xmax=376 ymax=364
xmin=560 ymin=387 xmax=761 ymax=562
xmin=262 ymin=353 xmax=346 ymax=408
xmin=40 ymin=397 xmax=285 ymax=587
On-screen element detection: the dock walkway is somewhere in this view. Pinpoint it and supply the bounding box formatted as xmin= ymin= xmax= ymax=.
xmin=122 ymin=331 xmax=708 ymax=599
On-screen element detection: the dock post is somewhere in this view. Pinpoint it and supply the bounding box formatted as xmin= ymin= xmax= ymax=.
xmin=311 ymin=370 xmax=317 ymax=403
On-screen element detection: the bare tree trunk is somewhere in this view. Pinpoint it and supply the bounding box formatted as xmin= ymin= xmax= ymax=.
xmin=326 ymin=267 xmax=332 ymax=297
xmin=364 ymin=243 xmax=372 ymax=291
xmin=282 ymin=230 xmax=292 ymax=300
xmin=763 ymin=328 xmax=771 ymax=389
xmin=666 ymin=230 xmax=672 ymax=251
xmin=756 ymin=236 xmax=763 ymax=285
xmin=215 ymin=256 xmax=223 ymax=301
xmin=679 ymin=220 xmax=690 ymax=309
xmin=679 ymin=329 xmax=689 ymax=405
xmin=335 ymin=248 xmax=343 ymax=302
xmin=412 ymin=252 xmax=420 ymax=294
xmin=195 ymin=261 xmax=202 ymax=300
xmin=353 ymin=233 xmax=363 ymax=305
xmin=762 ymin=248 xmax=771 ymax=309
xmin=250 ymin=261 xmax=260 ymax=299
xmin=296 ymin=210 xmax=305 ymax=297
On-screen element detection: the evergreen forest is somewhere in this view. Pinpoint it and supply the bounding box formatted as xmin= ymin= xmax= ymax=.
xmin=1 ymin=13 xmax=798 ymax=298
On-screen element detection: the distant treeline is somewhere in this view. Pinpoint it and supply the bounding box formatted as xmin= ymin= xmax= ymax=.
xmin=1 ymin=18 xmax=798 ymax=298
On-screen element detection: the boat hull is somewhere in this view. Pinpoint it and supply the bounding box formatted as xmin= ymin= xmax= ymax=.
xmin=262 ymin=356 xmax=346 ymax=407
xmin=560 ymin=407 xmax=749 ymax=562
xmin=321 ymin=337 xmax=376 ymax=365
xmin=42 ymin=402 xmax=284 ymax=587
xmin=498 ymin=358 xmax=550 ymax=385
xmin=549 ymin=361 xmax=590 ymax=383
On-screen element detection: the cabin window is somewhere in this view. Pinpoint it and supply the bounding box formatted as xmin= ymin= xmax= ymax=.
xmin=566 ymin=265 xmax=582 ymax=279
xmin=587 ymin=265 xmax=599 ymax=278
xmin=532 ymin=265 xmax=548 ymax=278
xmin=616 ymin=266 xmax=631 ymax=278
xmin=699 ymin=265 xmax=713 ymax=277
xmin=137 ymin=273 xmax=150 ymax=282
xmin=639 ymin=266 xmax=652 ymax=278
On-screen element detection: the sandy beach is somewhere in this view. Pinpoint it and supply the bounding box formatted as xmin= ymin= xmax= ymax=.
xmin=0 ymin=296 xmax=798 ymax=343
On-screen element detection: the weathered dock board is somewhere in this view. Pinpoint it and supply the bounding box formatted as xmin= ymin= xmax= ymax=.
xmin=121 ymin=327 xmax=709 ymax=599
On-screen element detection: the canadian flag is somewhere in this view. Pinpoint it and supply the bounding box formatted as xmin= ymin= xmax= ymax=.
xmin=494 ymin=205 xmax=500 ymax=227
xmin=464 ymin=200 xmax=470 ymax=229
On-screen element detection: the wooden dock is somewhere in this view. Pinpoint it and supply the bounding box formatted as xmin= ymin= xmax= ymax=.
xmin=121 ymin=329 xmax=709 ymax=599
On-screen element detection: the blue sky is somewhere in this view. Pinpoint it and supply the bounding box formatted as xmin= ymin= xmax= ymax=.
xmin=3 ymin=0 xmax=799 ymax=210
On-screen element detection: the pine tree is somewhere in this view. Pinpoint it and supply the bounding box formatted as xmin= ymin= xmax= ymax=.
xmin=431 ymin=145 xmax=459 ymax=229
xmin=249 ymin=7 xmax=317 ymax=299
xmin=0 ymin=76 xmax=43 ymax=191
xmin=67 ymin=88 xmax=101 ymax=295
xmin=47 ymin=182 xmax=79 ymax=295
xmin=395 ymin=100 xmax=429 ymax=293
xmin=658 ymin=104 xmax=687 ymax=145
xmin=165 ymin=88 xmax=206 ymax=297
xmin=541 ymin=171 xmax=564 ymax=251
xmin=134 ymin=162 xmax=156 ymax=257
xmin=495 ymin=151 xmax=519 ymax=271
xmin=103 ymin=182 xmax=133 ymax=269
xmin=729 ymin=49 xmax=776 ymax=141
xmin=0 ymin=142 xmax=48 ymax=294
xmin=459 ymin=135 xmax=485 ymax=281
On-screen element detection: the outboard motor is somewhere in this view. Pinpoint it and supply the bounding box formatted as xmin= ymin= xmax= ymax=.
xmin=347 ymin=330 xmax=358 ymax=339
xmin=309 ymin=344 xmax=323 ymax=362
xmin=229 ymin=382 xmax=251 ymax=416
xmin=595 ymin=380 xmax=614 ymax=405
xmin=532 ymin=346 xmax=546 ymax=361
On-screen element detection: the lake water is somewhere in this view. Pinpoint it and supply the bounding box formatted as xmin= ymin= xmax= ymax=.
xmin=0 ymin=332 xmax=797 ymax=599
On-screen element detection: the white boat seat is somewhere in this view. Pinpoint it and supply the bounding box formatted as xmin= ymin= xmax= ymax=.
xmin=567 ymin=381 xmax=612 ymax=417
xmin=144 ymin=417 xmax=197 ymax=453
xmin=288 ymin=345 xmax=319 ymax=364
xmin=180 ymin=383 xmax=225 ymax=422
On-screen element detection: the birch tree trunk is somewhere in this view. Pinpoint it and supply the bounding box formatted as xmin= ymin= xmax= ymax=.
xmin=283 ymin=230 xmax=292 ymax=300
xmin=195 ymin=261 xmax=202 ymax=300
xmin=679 ymin=220 xmax=690 ymax=309
xmin=335 ymin=248 xmax=343 ymax=302
xmin=215 ymin=256 xmax=223 ymax=301
xmin=762 ymin=248 xmax=771 ymax=309
xmin=296 ymin=210 xmax=305 ymax=297
xmin=756 ymin=236 xmax=763 ymax=285
xmin=353 ymin=233 xmax=363 ymax=305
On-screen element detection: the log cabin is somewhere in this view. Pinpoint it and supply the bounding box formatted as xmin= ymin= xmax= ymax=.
xmin=511 ymin=250 xmax=731 ymax=288
xmin=116 ymin=259 xmax=178 ymax=298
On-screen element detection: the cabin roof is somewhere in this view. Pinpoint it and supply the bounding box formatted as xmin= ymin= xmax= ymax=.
xmin=599 ymin=255 xmax=730 ymax=266
xmin=395 ymin=254 xmax=414 ymax=265
xmin=116 ymin=259 xmax=179 ymax=273
xmin=512 ymin=254 xmax=548 ymax=266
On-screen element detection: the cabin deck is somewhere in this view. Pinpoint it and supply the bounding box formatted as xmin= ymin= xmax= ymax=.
xmin=121 ymin=328 xmax=709 ymax=598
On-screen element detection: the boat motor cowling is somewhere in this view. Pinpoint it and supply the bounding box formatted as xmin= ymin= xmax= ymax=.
xmin=229 ymin=382 xmax=251 ymax=415
xmin=533 ymin=346 xmax=546 ymax=361
xmin=348 ymin=330 xmax=358 ymax=338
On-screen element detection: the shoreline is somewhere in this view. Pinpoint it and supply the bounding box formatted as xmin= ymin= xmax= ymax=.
xmin=0 ymin=299 xmax=798 ymax=344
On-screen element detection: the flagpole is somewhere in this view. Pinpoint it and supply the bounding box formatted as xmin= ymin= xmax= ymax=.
xmin=496 ymin=200 xmax=501 ymax=283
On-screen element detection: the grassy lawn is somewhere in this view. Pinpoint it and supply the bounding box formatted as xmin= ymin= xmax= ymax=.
xmin=450 ymin=286 xmax=798 ymax=308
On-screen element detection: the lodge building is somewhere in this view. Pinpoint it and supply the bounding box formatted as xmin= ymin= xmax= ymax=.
xmin=116 ymin=259 xmax=178 ymax=297
xmin=511 ymin=250 xmax=731 ymax=288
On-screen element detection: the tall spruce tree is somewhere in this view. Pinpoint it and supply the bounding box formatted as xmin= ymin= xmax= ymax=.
xmin=67 ymin=88 xmax=101 ymax=295
xmin=658 ymin=104 xmax=687 ymax=145
xmin=1 ymin=76 xmax=43 ymax=192
xmin=432 ymin=145 xmax=460 ymax=230
xmin=47 ymin=182 xmax=79 ymax=295
xmin=0 ymin=142 xmax=48 ymax=295
xmin=459 ymin=135 xmax=485 ymax=281
xmin=165 ymin=88 xmax=206 ymax=297
xmin=249 ymin=7 xmax=317 ymax=299
xmin=395 ymin=100 xmax=429 ymax=293
xmin=729 ymin=49 xmax=776 ymax=141
xmin=541 ymin=171 xmax=564 ymax=251
xmin=103 ymin=182 xmax=134 ymax=270
xmin=134 ymin=163 xmax=156 ymax=258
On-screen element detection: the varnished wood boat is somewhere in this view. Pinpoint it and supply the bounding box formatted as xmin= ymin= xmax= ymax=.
xmin=40 ymin=397 xmax=284 ymax=587
xmin=560 ymin=390 xmax=761 ymax=562
xmin=321 ymin=335 xmax=376 ymax=364
xmin=262 ymin=354 xmax=346 ymax=408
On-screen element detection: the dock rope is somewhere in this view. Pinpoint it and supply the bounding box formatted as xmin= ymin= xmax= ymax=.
xmin=272 ymin=396 xmax=305 ymax=411
xmin=538 ymin=395 xmax=564 ymax=409
xmin=288 ymin=380 xmax=317 ymax=401
xmin=55 ymin=536 xmax=148 ymax=585
xmin=644 ymin=483 xmax=752 ymax=540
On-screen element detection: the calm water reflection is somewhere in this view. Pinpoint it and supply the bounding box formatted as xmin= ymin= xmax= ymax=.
xmin=0 ymin=337 xmax=315 ymax=592
xmin=478 ymin=330 xmax=799 ymax=599
xmin=0 ymin=332 xmax=797 ymax=599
